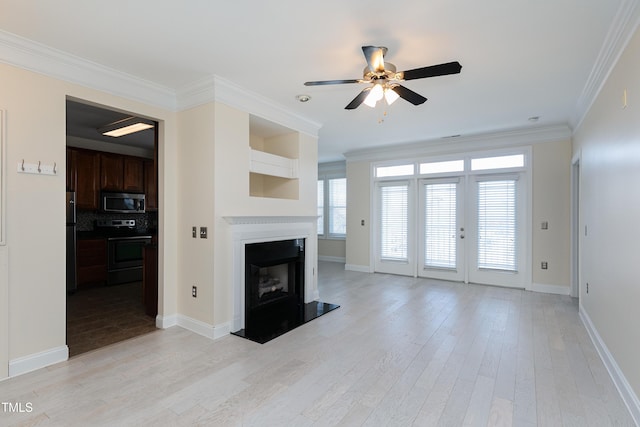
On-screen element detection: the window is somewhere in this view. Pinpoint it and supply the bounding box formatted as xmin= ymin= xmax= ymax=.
xmin=423 ymin=182 xmax=457 ymax=269
xmin=317 ymin=180 xmax=324 ymax=235
xmin=471 ymin=154 xmax=524 ymax=171
xmin=376 ymin=163 xmax=414 ymax=178
xmin=420 ymin=159 xmax=464 ymax=175
xmin=318 ymin=177 xmax=346 ymax=238
xmin=379 ymin=182 xmax=409 ymax=261
xmin=328 ymin=178 xmax=346 ymax=235
xmin=476 ymin=179 xmax=518 ymax=271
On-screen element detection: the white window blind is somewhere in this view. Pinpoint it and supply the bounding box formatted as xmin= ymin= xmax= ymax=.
xmin=328 ymin=178 xmax=346 ymax=236
xmin=317 ymin=180 xmax=324 ymax=235
xmin=477 ymin=179 xmax=517 ymax=271
xmin=424 ymin=183 xmax=457 ymax=269
xmin=380 ymin=183 xmax=408 ymax=261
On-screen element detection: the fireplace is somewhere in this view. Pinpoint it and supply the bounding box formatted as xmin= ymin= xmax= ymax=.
xmin=244 ymin=239 xmax=305 ymax=341
xmin=226 ymin=216 xmax=339 ymax=344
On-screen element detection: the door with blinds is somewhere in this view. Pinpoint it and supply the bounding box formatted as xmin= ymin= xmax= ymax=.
xmin=376 ymin=173 xmax=525 ymax=288
xmin=467 ymin=174 xmax=525 ymax=287
xmin=417 ymin=178 xmax=465 ymax=281
xmin=374 ymin=180 xmax=415 ymax=275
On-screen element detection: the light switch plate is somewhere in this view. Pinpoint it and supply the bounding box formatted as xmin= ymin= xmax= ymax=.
xmin=200 ymin=226 xmax=208 ymax=238
xmin=192 ymin=226 xmax=197 ymax=238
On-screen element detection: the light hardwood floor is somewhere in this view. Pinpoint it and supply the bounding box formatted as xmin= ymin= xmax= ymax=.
xmin=1 ymin=262 xmax=635 ymax=426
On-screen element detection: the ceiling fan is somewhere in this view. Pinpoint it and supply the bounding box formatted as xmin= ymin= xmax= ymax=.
xmin=304 ymin=46 xmax=462 ymax=109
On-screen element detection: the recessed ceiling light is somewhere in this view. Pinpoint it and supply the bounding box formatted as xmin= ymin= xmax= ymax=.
xmin=296 ymin=94 xmax=311 ymax=103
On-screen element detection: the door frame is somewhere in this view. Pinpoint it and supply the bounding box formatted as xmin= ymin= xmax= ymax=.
xmin=570 ymin=152 xmax=581 ymax=298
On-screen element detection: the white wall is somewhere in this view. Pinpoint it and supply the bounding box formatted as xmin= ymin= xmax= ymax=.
xmin=0 ymin=62 xmax=179 ymax=378
xmin=573 ymin=24 xmax=640 ymax=412
xmin=532 ymin=140 xmax=572 ymax=289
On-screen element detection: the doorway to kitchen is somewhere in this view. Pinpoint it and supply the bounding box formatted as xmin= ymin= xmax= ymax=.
xmin=65 ymin=98 xmax=159 ymax=356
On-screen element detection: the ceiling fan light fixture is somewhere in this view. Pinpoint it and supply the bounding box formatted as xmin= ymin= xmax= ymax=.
xmin=364 ymin=83 xmax=384 ymax=108
xmin=384 ymin=86 xmax=400 ymax=105
xmin=99 ymin=117 xmax=154 ymax=137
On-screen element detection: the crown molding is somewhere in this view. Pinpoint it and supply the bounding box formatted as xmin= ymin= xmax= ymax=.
xmin=0 ymin=29 xmax=320 ymax=139
xmin=212 ymin=76 xmax=322 ymax=138
xmin=572 ymin=0 xmax=640 ymax=132
xmin=343 ymin=124 xmax=572 ymax=163
xmin=176 ymin=75 xmax=322 ymax=137
xmin=0 ymin=30 xmax=176 ymax=110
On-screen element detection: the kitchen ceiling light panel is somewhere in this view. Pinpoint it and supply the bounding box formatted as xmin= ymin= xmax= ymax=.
xmin=99 ymin=117 xmax=154 ymax=137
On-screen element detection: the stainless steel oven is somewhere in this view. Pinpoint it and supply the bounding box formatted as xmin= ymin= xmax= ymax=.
xmin=107 ymin=236 xmax=152 ymax=285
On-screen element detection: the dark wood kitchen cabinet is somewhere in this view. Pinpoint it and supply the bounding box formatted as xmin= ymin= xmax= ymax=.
xmin=100 ymin=153 xmax=124 ymax=191
xmin=77 ymin=238 xmax=107 ymax=287
xmin=144 ymin=159 xmax=157 ymax=210
xmin=123 ymin=156 xmax=144 ymax=193
xmin=67 ymin=148 xmax=100 ymax=210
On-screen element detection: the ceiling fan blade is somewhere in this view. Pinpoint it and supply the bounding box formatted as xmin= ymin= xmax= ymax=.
xmin=362 ymin=46 xmax=387 ymax=74
xmin=391 ymin=85 xmax=427 ymax=105
xmin=345 ymin=88 xmax=371 ymax=110
xmin=304 ymin=79 xmax=361 ymax=86
xmin=400 ymin=61 xmax=462 ymax=81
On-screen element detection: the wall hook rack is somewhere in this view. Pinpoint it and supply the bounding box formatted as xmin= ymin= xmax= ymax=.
xmin=17 ymin=159 xmax=57 ymax=176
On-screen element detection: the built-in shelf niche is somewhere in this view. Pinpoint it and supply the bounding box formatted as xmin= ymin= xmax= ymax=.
xmin=249 ymin=115 xmax=300 ymax=200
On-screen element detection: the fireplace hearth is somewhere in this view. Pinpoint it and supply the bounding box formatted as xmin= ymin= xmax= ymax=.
xmin=231 ymin=238 xmax=338 ymax=343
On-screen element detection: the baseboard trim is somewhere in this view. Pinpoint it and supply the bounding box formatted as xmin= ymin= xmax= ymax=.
xmin=8 ymin=345 xmax=68 ymax=378
xmin=580 ymin=304 xmax=640 ymax=425
xmin=156 ymin=313 xmax=178 ymax=329
xmin=345 ymin=264 xmax=372 ymax=273
xmin=318 ymin=256 xmax=346 ymax=263
xmin=175 ymin=314 xmax=231 ymax=340
xmin=530 ymin=282 xmax=571 ymax=295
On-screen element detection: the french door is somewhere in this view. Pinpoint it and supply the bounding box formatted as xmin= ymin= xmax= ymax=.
xmin=376 ymin=173 xmax=527 ymax=288
xmin=418 ymin=178 xmax=465 ymax=281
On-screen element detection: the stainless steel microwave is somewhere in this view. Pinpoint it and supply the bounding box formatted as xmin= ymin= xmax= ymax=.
xmin=101 ymin=192 xmax=145 ymax=213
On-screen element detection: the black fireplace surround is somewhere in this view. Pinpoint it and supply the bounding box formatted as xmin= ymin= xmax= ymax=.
xmin=231 ymin=238 xmax=339 ymax=344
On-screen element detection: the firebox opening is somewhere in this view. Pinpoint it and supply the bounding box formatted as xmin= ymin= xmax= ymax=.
xmin=232 ymin=238 xmax=339 ymax=344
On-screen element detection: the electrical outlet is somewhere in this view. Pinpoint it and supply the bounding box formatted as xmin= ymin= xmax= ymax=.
xmin=192 ymin=226 xmax=197 ymax=238
xmin=192 ymin=286 xmax=197 ymax=298
xmin=200 ymin=226 xmax=208 ymax=239
xmin=361 ymin=219 xmax=365 ymax=226
xmin=586 ymin=282 xmax=589 ymax=294
xmin=541 ymin=261 xmax=548 ymax=270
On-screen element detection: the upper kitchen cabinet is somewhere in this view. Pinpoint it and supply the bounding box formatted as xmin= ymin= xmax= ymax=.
xmin=100 ymin=153 xmax=123 ymax=191
xmin=144 ymin=159 xmax=157 ymax=211
xmin=67 ymin=148 xmax=100 ymax=210
xmin=123 ymin=156 xmax=144 ymax=193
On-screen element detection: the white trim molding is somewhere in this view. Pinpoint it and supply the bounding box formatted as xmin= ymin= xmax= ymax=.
xmin=344 ymin=124 xmax=571 ymax=164
xmin=580 ymin=304 xmax=640 ymax=425
xmin=0 ymin=30 xmax=176 ymax=110
xmin=224 ymin=216 xmax=319 ymax=332
xmin=345 ymin=264 xmax=373 ymax=273
xmin=155 ymin=314 xmax=230 ymax=340
xmin=573 ymin=0 xmax=640 ymax=132
xmin=8 ymin=346 xmax=69 ymax=378
xmin=318 ymin=256 xmax=346 ymax=263
xmin=530 ymin=282 xmax=571 ymax=296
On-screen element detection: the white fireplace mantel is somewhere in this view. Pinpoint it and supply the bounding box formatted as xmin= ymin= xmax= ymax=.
xmin=224 ymin=215 xmax=318 ymax=332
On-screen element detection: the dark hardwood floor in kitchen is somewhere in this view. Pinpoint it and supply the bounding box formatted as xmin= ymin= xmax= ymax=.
xmin=66 ymin=281 xmax=157 ymax=357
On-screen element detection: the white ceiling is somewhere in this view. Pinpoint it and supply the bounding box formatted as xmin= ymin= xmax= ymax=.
xmin=0 ymin=0 xmax=629 ymax=162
